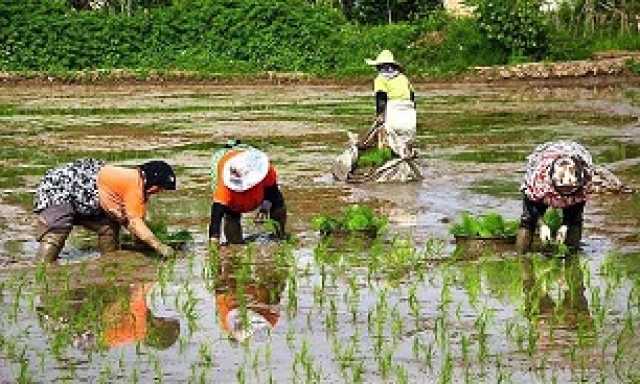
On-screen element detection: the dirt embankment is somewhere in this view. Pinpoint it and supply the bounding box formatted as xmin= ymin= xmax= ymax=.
xmin=2 ymin=51 xmax=640 ymax=87
xmin=471 ymin=51 xmax=640 ymax=81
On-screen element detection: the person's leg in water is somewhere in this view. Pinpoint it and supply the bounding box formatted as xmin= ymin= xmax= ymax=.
xmin=77 ymin=214 xmax=121 ymax=253
xmin=223 ymin=211 xmax=243 ymax=244
xmin=35 ymin=204 xmax=74 ymax=262
xmin=562 ymin=202 xmax=585 ymax=250
xmin=516 ymin=196 xmax=548 ymax=254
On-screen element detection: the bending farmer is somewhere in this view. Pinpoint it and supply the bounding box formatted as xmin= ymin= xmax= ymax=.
xmin=209 ymin=141 xmax=286 ymax=245
xmin=516 ymin=141 xmax=594 ymax=253
xmin=363 ymin=49 xmax=416 ymax=159
xmin=34 ymin=159 xmax=177 ymax=261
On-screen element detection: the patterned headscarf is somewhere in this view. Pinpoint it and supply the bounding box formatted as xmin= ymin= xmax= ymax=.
xmin=521 ymin=141 xmax=593 ymax=208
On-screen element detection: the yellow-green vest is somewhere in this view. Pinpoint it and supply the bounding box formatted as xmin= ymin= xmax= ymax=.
xmin=373 ymin=74 xmax=413 ymax=101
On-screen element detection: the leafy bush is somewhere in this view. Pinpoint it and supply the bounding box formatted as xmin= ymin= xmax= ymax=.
xmin=627 ymin=59 xmax=640 ymax=75
xmin=466 ymin=0 xmax=549 ymax=59
xmin=357 ymin=147 xmax=394 ymax=168
xmin=312 ymin=204 xmax=387 ymax=236
xmin=407 ymin=11 xmax=505 ymax=75
xmin=450 ymin=212 xmax=519 ymax=238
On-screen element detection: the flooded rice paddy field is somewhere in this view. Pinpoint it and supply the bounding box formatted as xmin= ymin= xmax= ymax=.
xmin=0 ymin=81 xmax=639 ymax=383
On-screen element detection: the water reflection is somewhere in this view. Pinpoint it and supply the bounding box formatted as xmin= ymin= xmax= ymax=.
xmin=214 ymin=251 xmax=287 ymax=343
xmin=37 ymin=281 xmax=180 ymax=351
xmin=521 ymin=256 xmax=592 ymax=331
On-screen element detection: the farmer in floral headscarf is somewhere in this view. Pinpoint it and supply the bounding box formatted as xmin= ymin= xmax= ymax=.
xmin=516 ymin=141 xmax=594 ymax=253
xmin=33 ymin=159 xmax=177 ymax=261
xmin=362 ymin=49 xmax=416 ymax=159
xmin=209 ymin=140 xmax=287 ymax=245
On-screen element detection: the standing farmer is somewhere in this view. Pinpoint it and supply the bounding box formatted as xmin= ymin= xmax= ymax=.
xmin=363 ymin=49 xmax=417 ymax=159
xmin=34 ymin=159 xmax=177 ymax=261
xmin=516 ymin=141 xmax=594 ymax=253
xmin=209 ymin=141 xmax=287 ymax=245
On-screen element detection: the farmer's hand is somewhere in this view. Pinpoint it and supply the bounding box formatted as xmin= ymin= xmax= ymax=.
xmin=556 ymin=225 xmax=568 ymax=244
xmin=157 ymin=243 xmax=176 ymax=258
xmin=539 ymin=224 xmax=552 ymax=243
xmin=254 ymin=200 xmax=272 ymax=223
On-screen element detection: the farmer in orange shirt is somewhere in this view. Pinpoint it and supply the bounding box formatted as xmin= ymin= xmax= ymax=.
xmin=209 ymin=140 xmax=287 ymax=244
xmin=33 ymin=159 xmax=177 ymax=261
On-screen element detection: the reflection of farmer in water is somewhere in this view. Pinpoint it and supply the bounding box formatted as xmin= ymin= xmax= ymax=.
xmin=209 ymin=141 xmax=287 ymax=245
xmin=33 ymin=159 xmax=178 ymax=261
xmin=214 ymin=252 xmax=286 ymax=342
xmin=516 ymin=141 xmax=594 ymax=253
xmin=38 ymin=282 xmax=179 ymax=350
xmin=521 ymin=257 xmax=592 ymax=345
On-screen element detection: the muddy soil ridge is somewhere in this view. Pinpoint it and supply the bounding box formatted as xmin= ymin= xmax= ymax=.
xmin=3 ymin=51 xmax=640 ymax=86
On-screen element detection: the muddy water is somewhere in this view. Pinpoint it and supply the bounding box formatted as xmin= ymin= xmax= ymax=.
xmin=0 ymin=82 xmax=639 ymax=383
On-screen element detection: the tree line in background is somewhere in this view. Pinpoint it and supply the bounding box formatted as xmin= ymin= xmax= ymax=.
xmin=2 ymin=0 xmax=640 ymax=76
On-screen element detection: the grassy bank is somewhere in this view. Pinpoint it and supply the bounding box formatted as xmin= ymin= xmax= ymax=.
xmin=2 ymin=0 xmax=640 ymax=78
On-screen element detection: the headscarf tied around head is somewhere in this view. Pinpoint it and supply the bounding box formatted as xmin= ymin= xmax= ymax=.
xmin=139 ymin=161 xmax=176 ymax=191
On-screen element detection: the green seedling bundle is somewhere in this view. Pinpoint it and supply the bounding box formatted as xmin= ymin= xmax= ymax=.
xmin=312 ymin=205 xmax=387 ymax=237
xmin=449 ymin=212 xmax=519 ymax=239
xmin=541 ymin=209 xmax=570 ymax=257
xmin=357 ymin=148 xmax=394 ymax=168
xmin=122 ymin=219 xmax=193 ymax=250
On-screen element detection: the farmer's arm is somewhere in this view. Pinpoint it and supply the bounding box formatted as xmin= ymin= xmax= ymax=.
xmin=209 ymin=202 xmax=226 ymax=240
xmin=123 ymin=190 xmax=174 ymax=257
xmin=374 ymin=76 xmax=388 ymax=120
xmin=376 ymin=91 xmax=387 ymax=117
xmin=126 ymin=218 xmax=173 ymax=257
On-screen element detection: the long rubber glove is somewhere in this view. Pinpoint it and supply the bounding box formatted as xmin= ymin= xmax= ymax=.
xmin=127 ymin=218 xmax=175 ymax=257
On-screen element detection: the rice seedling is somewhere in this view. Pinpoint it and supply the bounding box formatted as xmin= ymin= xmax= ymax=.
xmin=293 ymin=339 xmax=322 ymax=383
xmin=236 ymin=365 xmax=246 ymax=384
xmin=286 ymin=325 xmax=296 ymax=351
xmin=391 ymin=306 xmax=404 ymax=342
xmin=286 ymin=272 xmax=298 ymax=318
xmin=198 ymin=342 xmax=213 ymax=368
xmin=439 ymin=349 xmax=453 ymax=384
xmin=394 ymin=363 xmax=409 ymax=384
xmin=408 ymin=283 xmax=420 ymax=326
xmin=324 ymin=298 xmax=338 ymax=335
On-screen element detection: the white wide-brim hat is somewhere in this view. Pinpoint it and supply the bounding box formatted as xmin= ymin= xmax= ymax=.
xmin=223 ymin=150 xmax=269 ymax=192
xmin=365 ymin=49 xmax=401 ymax=67
xmin=227 ymin=308 xmax=272 ymax=343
